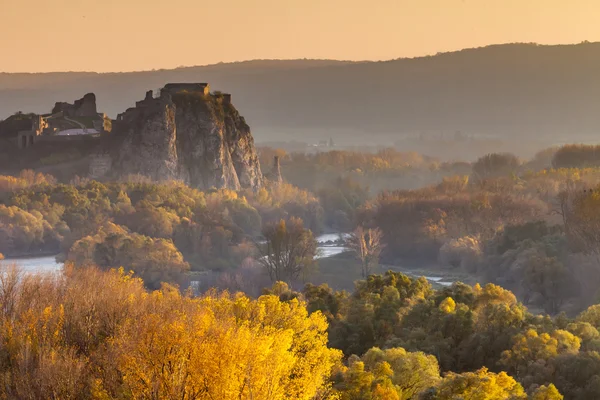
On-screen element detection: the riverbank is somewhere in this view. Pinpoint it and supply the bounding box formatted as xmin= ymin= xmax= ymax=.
xmin=2 ymin=250 xmax=61 ymax=259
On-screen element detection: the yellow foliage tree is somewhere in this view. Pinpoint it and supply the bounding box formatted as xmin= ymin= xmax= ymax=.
xmin=439 ymin=297 xmax=456 ymax=314
xmin=531 ymin=384 xmax=563 ymax=400
xmin=433 ymin=368 xmax=526 ymax=400
xmin=113 ymin=290 xmax=341 ymax=399
xmin=500 ymin=329 xmax=580 ymax=380
xmin=0 ymin=267 xmax=340 ymax=400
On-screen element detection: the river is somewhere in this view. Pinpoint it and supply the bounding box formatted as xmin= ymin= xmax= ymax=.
xmin=2 ymin=255 xmax=63 ymax=273
xmin=315 ymin=233 xmax=350 ymax=259
xmin=315 ymin=233 xmax=454 ymax=287
xmin=2 ymin=239 xmax=455 ymax=287
xmin=1 ymin=234 xmax=349 ymax=274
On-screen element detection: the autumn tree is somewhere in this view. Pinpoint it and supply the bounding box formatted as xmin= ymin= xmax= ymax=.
xmin=472 ymin=152 xmax=520 ymax=180
xmin=552 ymin=144 xmax=600 ymax=169
xmin=332 ymin=346 xmax=439 ymax=400
xmin=347 ymin=226 xmax=384 ymax=278
xmin=68 ymin=222 xmax=190 ymax=289
xmin=561 ymin=187 xmax=600 ymax=303
xmin=362 ymin=347 xmax=440 ymax=398
xmin=500 ymin=329 xmax=580 ymax=387
xmin=566 ymin=188 xmax=600 ymax=257
xmin=577 ymin=304 xmax=600 ymax=329
xmin=531 ymin=384 xmax=563 ymax=400
xmin=420 ymin=368 xmax=526 ymax=400
xmin=333 ymin=359 xmax=398 ymax=400
xmin=256 ymin=217 xmax=317 ymax=283
xmin=438 ymin=235 xmax=481 ymax=272
xmin=522 ymin=253 xmax=570 ymax=314
xmin=0 ymin=266 xmax=341 ymax=400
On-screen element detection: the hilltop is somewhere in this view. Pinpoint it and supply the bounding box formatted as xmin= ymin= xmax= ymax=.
xmin=2 ymin=43 xmax=600 ymax=148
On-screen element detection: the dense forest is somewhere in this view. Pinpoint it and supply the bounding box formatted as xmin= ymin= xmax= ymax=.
xmin=5 ymin=144 xmax=600 ymax=398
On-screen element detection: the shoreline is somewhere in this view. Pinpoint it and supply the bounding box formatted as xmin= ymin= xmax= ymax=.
xmin=3 ymin=252 xmax=61 ymax=260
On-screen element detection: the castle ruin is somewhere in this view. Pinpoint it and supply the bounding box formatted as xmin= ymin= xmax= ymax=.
xmin=8 ymin=83 xmax=250 ymax=188
xmin=116 ymin=84 xmax=233 ymax=124
xmin=52 ymin=93 xmax=98 ymax=118
xmin=161 ymin=83 xmax=210 ymax=96
xmin=17 ymin=115 xmax=48 ymax=149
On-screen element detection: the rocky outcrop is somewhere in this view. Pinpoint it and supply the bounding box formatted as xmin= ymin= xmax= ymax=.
xmin=112 ymin=85 xmax=263 ymax=190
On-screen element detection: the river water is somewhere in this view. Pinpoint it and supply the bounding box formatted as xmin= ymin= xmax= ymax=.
xmin=1 ymin=234 xmax=349 ymax=274
xmin=315 ymin=233 xmax=454 ymax=287
xmin=2 ymin=255 xmax=63 ymax=273
xmin=315 ymin=232 xmax=350 ymax=259
xmin=2 ymin=234 xmax=349 ymax=274
xmin=2 ymin=237 xmax=455 ymax=287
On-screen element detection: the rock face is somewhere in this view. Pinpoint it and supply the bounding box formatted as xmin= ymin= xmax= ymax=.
xmin=112 ymin=85 xmax=262 ymax=190
xmin=88 ymin=153 xmax=112 ymax=179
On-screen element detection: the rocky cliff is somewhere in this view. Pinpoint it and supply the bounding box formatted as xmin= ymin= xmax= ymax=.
xmin=112 ymin=86 xmax=262 ymax=190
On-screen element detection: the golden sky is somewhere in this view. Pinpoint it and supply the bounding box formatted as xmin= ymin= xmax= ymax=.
xmin=1 ymin=0 xmax=598 ymax=72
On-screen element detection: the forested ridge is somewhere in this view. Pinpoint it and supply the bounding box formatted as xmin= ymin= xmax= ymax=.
xmin=4 ymin=42 xmax=600 ymax=145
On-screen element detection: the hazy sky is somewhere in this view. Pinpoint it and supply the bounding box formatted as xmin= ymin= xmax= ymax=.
xmin=1 ymin=0 xmax=598 ymax=72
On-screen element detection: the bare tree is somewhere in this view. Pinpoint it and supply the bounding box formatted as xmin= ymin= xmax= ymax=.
xmin=255 ymin=218 xmax=317 ymax=284
xmin=347 ymin=226 xmax=384 ymax=278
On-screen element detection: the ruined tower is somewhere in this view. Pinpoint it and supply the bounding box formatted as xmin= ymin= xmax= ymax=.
xmin=267 ymin=156 xmax=283 ymax=184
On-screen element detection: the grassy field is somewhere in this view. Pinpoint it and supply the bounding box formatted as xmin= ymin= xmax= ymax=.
xmin=310 ymin=252 xmax=363 ymax=291
xmin=310 ymin=251 xmax=477 ymax=291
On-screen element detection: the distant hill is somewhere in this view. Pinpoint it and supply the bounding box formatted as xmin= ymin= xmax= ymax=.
xmin=2 ymin=43 xmax=600 ymax=145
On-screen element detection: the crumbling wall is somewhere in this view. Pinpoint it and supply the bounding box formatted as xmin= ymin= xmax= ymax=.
xmin=52 ymin=93 xmax=98 ymax=117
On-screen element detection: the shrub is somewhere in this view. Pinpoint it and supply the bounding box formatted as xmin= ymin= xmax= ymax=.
xmin=439 ymin=236 xmax=482 ymax=272
xmin=472 ymin=153 xmax=520 ymax=179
